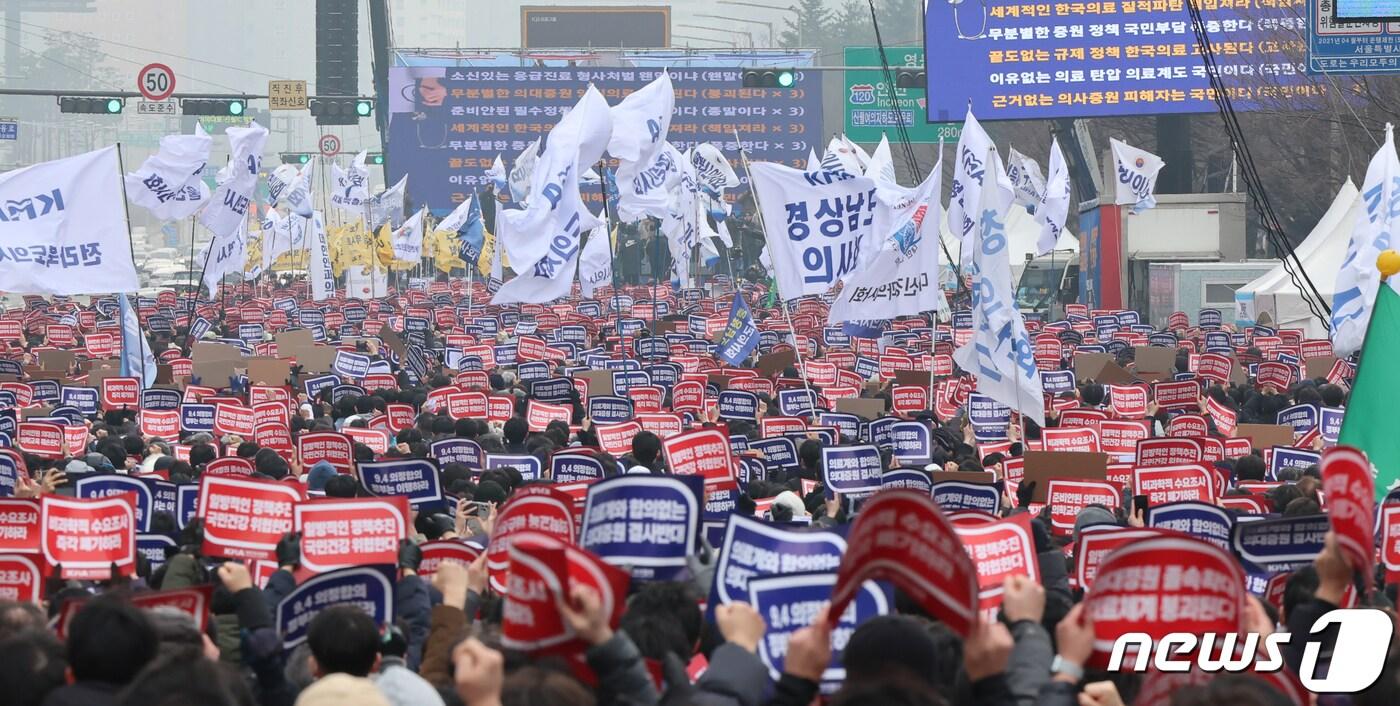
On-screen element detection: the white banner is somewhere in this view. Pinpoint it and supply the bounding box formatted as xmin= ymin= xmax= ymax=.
xmin=346 ymin=263 xmax=387 ymax=299
xmin=662 ymin=151 xmax=700 ymax=287
xmin=611 ymin=72 xmax=675 ymax=223
xmin=509 ymin=137 xmax=540 ymax=205
xmin=828 ymin=156 xmax=943 ymax=324
xmin=201 ymin=214 xmax=246 ymax=297
xmin=199 ymin=121 xmax=267 ymax=238
xmin=329 ymin=150 xmax=370 ymax=215
xmin=953 ymin=149 xmax=1045 ymax=427
xmin=1006 ymin=147 xmax=1046 ymax=209
xmin=391 ymin=208 xmax=425 ymax=262
xmin=437 ymin=194 xmax=475 ymax=234
xmin=491 ymin=200 xmax=604 ymax=305
xmin=499 ymin=85 xmax=612 ymax=270
xmin=486 ymin=153 xmax=507 ymax=193
xmin=308 ymin=210 xmax=335 ymax=301
xmin=948 ymin=110 xmax=995 ymax=270
xmin=1035 ymin=137 xmax=1071 ymax=256
xmin=1333 ymin=124 xmax=1400 ymax=355
xmin=864 ymin=134 xmax=897 ymax=185
xmin=124 ymin=124 xmax=211 ymax=221
xmin=579 ymin=225 xmax=613 ymax=298
xmin=823 ymin=136 xmax=865 ymax=177
xmin=749 ymin=161 xmax=879 ymax=301
xmin=1111 ymin=138 xmax=1164 ymax=214
xmin=368 ymin=175 xmax=407 ymax=229
xmin=0 ymin=146 xmax=139 ymax=294
xmin=283 ymin=160 xmax=314 ymax=219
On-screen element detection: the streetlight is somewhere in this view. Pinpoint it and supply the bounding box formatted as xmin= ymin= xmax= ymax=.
xmin=695 ymin=14 xmax=775 ymax=46
xmin=717 ymin=0 xmax=802 ymax=46
xmin=677 ymin=23 xmax=754 ymax=48
xmin=673 ymin=33 xmax=732 ymax=48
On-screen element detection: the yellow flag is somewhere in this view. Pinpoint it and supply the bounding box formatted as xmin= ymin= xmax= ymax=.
xmin=433 ymin=229 xmax=465 ymax=273
xmin=476 ymin=226 xmax=509 ymax=279
xmin=245 ymin=229 xmax=263 ymax=275
xmin=374 ymin=223 xmax=395 ymax=268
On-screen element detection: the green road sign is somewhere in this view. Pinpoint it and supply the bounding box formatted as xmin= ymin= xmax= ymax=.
xmin=844 ymin=47 xmax=960 ymax=145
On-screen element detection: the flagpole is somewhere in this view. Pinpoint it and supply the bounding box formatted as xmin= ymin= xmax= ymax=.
xmin=594 ymin=161 xmax=624 ymax=340
xmin=114 ymin=143 xmax=147 ymax=388
xmin=733 ymin=130 xmax=815 ymax=402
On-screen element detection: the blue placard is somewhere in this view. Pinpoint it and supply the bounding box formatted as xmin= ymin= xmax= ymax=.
xmin=968 ymin=394 xmax=1011 ymax=442
xmin=238 ymin=323 xmax=265 ymax=345
xmin=552 ymin=452 xmax=608 ymax=483
xmin=1230 ymin=514 xmax=1329 ymax=574
xmin=580 ymin=475 xmax=701 ymax=581
xmin=276 ymin=565 xmax=396 ymax=649
xmin=1320 ymin=407 xmax=1345 ymax=444
xmin=1147 ymin=333 xmax=1178 ymax=348
xmin=475 ymin=317 xmax=500 ymax=336
xmin=429 ymin=438 xmax=485 ymax=470
xmin=644 ymin=363 xmax=679 ymax=390
xmin=636 ymin=337 xmax=670 ymax=359
xmin=880 ymin=468 xmax=932 ymax=493
xmin=820 ymin=444 xmax=882 ymax=498
xmin=485 ymin=453 xmax=542 ymax=480
xmin=331 ymin=384 xmax=365 ymax=405
xmin=1040 ymin=370 xmax=1076 ymax=395
xmin=29 ymin=378 xmax=58 ymax=403
xmin=530 ymin=377 xmax=574 ymax=404
xmin=577 ymin=302 xmax=602 ymax=318
xmin=715 ymin=390 xmax=758 ymax=423
xmin=709 ymin=514 xmax=847 ymax=615
xmin=867 ymin=416 xmax=898 ymax=448
xmin=357 ymin=459 xmax=443 ymax=507
xmin=136 ymin=533 xmax=178 ymax=572
xmin=611 ymin=370 xmax=650 ymax=396
xmin=141 ymin=388 xmax=182 ymax=411
xmin=1199 ymin=309 xmax=1223 ymax=328
xmin=749 ymin=437 xmax=799 ymax=474
xmin=716 ymin=294 xmax=760 ymax=366
xmin=932 ymin=480 xmax=1000 ymax=514
xmin=1276 ymin=404 xmax=1318 ymax=435
xmin=822 ymin=326 xmax=851 ymax=348
xmin=303 ymin=374 xmax=339 ymax=400
xmin=588 ymin=395 xmax=634 ymax=424
xmin=76 ymin=475 xmax=155 ymax=532
xmin=517 ymin=361 xmax=551 ymax=383
xmin=176 ymin=484 xmax=199 ymax=529
xmin=777 ymin=388 xmax=818 ymax=417
xmin=618 ymin=318 xmax=646 ymax=337
xmin=604 ymin=358 xmax=642 ymax=372
xmin=854 ymin=356 xmax=880 ymax=381
xmin=888 ymin=420 xmax=932 ymax=464
xmin=492 ymin=343 xmax=518 ymax=367
xmin=179 ymin=403 xmax=215 ymax=433
xmin=818 ymin=413 xmax=861 ymax=441
xmin=332 ymin=350 xmax=371 ymax=379
xmin=1268 ymin=447 xmax=1322 ymax=480
xmin=746 ymin=572 xmax=890 ymax=694
xmin=1147 ymin=501 xmax=1233 ymax=551
xmin=59 ymin=386 xmax=99 ymax=416
xmin=0 ymin=452 xmax=16 ymax=496
xmin=49 ymin=406 xmax=84 ymax=426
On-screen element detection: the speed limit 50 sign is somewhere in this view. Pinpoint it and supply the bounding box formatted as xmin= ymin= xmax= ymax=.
xmin=137 ymin=63 xmax=176 ymax=102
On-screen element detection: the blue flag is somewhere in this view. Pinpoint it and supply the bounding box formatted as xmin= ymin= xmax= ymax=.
xmin=715 ymin=294 xmax=759 ymax=366
xmin=458 ymin=196 xmax=485 ymax=266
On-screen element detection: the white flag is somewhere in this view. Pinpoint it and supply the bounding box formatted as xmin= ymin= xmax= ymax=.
xmin=0 ymin=146 xmax=139 ymax=295
xmin=953 ymin=149 xmax=1045 ymax=427
xmin=578 ymin=225 xmax=613 ymax=298
xmin=369 ymin=175 xmax=408 ymax=229
xmin=201 ymin=214 xmax=246 ymax=297
xmin=864 ymin=134 xmax=898 ymax=185
xmin=308 ymin=210 xmax=335 ymax=301
xmin=1005 ymin=147 xmax=1046 ymax=209
xmin=690 ymin=143 xmax=739 ymax=197
xmin=499 ymin=85 xmax=612 ymax=271
xmin=485 ymin=154 xmax=508 ymax=194
xmin=749 ymin=161 xmax=880 ymax=301
xmin=330 ymin=150 xmax=370 ymax=215
xmin=259 ymin=207 xmax=291 ymax=271
xmin=611 ymin=71 xmax=675 ymax=222
xmin=1333 ymin=124 xmax=1400 ymax=355
xmin=824 ymin=136 xmax=865 ymax=176
xmin=805 ymin=147 xmax=821 ymax=171
xmin=491 ymin=200 xmax=604 ymax=305
xmin=1035 ymin=137 xmax=1072 ymax=257
xmin=509 ymin=137 xmax=541 ymax=204
xmin=391 ymin=208 xmax=426 ymax=262
xmin=268 ymin=163 xmax=298 ymax=204
xmin=437 ymin=194 xmax=475 ymax=234
xmin=490 ymin=207 xmax=504 ymax=282
xmin=662 ymin=152 xmax=700 ymax=288
xmin=283 ymin=160 xmax=314 ymax=219
xmin=125 ymin=124 xmax=211 ymax=221
xmin=948 ymin=109 xmax=995 ymax=269
xmin=828 ymin=157 xmax=943 ymax=324
xmin=199 ymin=121 xmax=267 ymax=238
xmin=118 ymin=294 xmax=156 ymax=389
xmin=1111 ymin=138 xmax=1164 ymax=214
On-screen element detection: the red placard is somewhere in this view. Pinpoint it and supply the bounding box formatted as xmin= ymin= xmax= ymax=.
xmin=1045 ymin=478 xmax=1121 ymax=536
xmin=891 ymin=385 xmax=929 ymax=416
xmin=297 ymin=431 xmax=354 ymax=472
xmin=830 ymin=490 xmax=979 ymax=636
xmin=669 ymin=381 xmax=705 ymax=413
xmin=1321 ymin=446 xmax=1375 ymax=584
xmin=1255 ymin=361 xmax=1294 ymax=390
xmin=362 ymin=373 xmax=398 ymax=392
xmin=1165 ymin=414 xmax=1208 ymax=438
xmin=205 ymin=457 xmax=255 ymax=477
xmin=295 ymin=497 xmax=409 ymax=573
xmin=0 ymin=554 xmax=42 ymax=602
xmin=1098 ymin=420 xmax=1150 ymax=457
xmin=45 ymin=324 xmax=75 ymax=347
xmin=1084 ymin=534 xmax=1245 ymax=666
xmin=16 ymin=421 xmax=64 ymax=459
xmin=526 ymin=400 xmax=573 ymax=432
xmin=213 ymin=402 xmax=255 ymax=438
xmin=252 ymin=401 xmax=288 ymax=429
xmin=500 ymin=532 xmax=630 ymax=654
xmin=1151 ymin=380 xmax=1198 ymax=411
xmin=661 ymin=428 xmax=733 ymax=481
xmin=1219 ymin=495 xmax=1270 ymax=514
xmin=1132 ymin=463 xmax=1216 ymax=505
xmin=1060 ymin=408 xmax=1108 ymax=428
xmin=85 ymin=332 xmax=115 ymax=358
xmin=1041 ymin=426 xmax=1101 ymax=453
xmin=955 ymin=513 xmax=1039 ymax=610
xmin=1107 ymin=384 xmax=1148 ymax=418
xmin=596 ymin=421 xmax=642 ymax=457
xmin=100 ymin=377 xmax=141 ymax=409
xmin=417 ymin=539 xmax=483 ymax=577
xmin=41 ymin=495 xmax=136 ymax=579
xmin=1197 ymin=352 xmax=1232 ymax=384
xmin=488 ymin=395 xmax=515 ymax=423
xmin=1381 ymin=504 xmax=1400 ymax=584
xmin=486 ymin=486 xmax=576 ymax=592
xmin=1205 ymin=396 xmax=1237 ymax=436
xmin=386 ymin=403 xmax=416 ymax=432
xmin=636 ymin=413 xmax=684 ymax=438
xmin=0 ymin=499 xmax=41 ymax=553
xmin=197 ymin=476 xmax=302 ymax=560
xmin=345 ymin=427 xmax=391 ymax=456
xmin=1072 ymin=527 xmax=1163 ymax=590
xmin=130 ymin=585 xmax=213 ymax=632
xmin=1135 ymin=437 xmax=1203 ymax=467
xmin=254 ymin=422 xmax=293 ymax=456
xmin=141 ymin=409 xmax=180 ymax=439
xmin=759 ymin=416 xmax=806 ymax=437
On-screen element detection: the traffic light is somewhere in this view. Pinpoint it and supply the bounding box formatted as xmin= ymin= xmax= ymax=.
xmin=741 ymin=69 xmax=796 ymax=88
xmin=281 ymin=153 xmax=313 ymax=165
xmin=895 ymin=69 xmax=928 ymax=89
xmin=59 ymin=96 xmax=123 ymax=114
xmin=367 ymin=152 xmax=385 ymax=165
xmin=183 ymin=99 xmax=245 ymax=116
xmin=310 ymin=97 xmax=372 ymax=125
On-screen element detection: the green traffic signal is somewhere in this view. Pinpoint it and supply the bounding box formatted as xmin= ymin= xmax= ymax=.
xmin=105 ymin=98 xmax=123 ymax=114
xmin=229 ymin=100 xmax=245 ymax=116
xmin=776 ymin=70 xmax=795 ymax=88
xmin=356 ymin=100 xmax=373 ymax=117
xmin=368 ymin=153 xmax=385 ymax=165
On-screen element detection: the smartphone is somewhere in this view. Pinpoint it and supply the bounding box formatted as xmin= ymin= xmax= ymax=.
xmin=1132 ymin=494 xmax=1150 ymax=515
xmin=469 ymin=501 xmax=493 ymax=517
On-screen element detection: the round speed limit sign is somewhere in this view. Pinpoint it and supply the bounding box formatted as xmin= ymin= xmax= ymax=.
xmin=137 ymin=63 xmax=176 ymax=102
xmin=319 ymin=134 xmax=342 ymax=158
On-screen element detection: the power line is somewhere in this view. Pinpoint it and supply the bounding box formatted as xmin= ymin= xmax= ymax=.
xmin=0 ymin=33 xmax=117 ymax=90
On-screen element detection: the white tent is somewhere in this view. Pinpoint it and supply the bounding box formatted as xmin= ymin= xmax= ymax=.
xmin=1235 ymin=179 xmax=1359 ymax=338
xmin=939 ymin=203 xmax=1079 ymax=284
